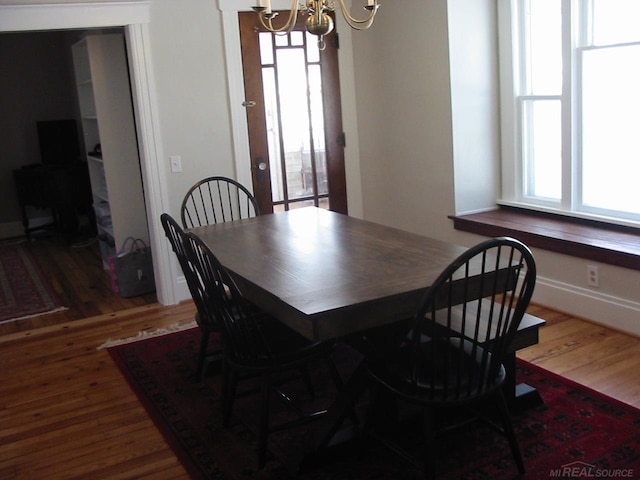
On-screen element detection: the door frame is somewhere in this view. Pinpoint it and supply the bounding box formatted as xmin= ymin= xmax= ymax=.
xmin=0 ymin=1 xmax=175 ymax=306
xmin=218 ymin=0 xmax=364 ymax=218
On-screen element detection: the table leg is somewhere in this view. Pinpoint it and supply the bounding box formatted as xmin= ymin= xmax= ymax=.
xmin=316 ymin=362 xmax=368 ymax=449
xmin=503 ymin=353 xmax=544 ymax=411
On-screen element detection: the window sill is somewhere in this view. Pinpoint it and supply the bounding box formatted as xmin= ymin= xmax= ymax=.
xmin=450 ymin=206 xmax=640 ymax=271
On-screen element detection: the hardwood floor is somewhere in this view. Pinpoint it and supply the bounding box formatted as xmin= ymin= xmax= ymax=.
xmin=520 ymin=304 xmax=640 ymax=407
xmin=0 ymin=234 xmax=157 ymax=336
xmin=0 ymin=302 xmax=195 ymax=480
xmin=0 ymin=240 xmax=638 ymax=478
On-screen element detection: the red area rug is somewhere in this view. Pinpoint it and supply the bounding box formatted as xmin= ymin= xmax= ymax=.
xmin=108 ymin=328 xmax=640 ymax=480
xmin=0 ymin=244 xmax=65 ymax=323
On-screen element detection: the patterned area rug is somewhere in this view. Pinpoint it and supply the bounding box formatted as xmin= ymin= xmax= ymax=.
xmin=108 ymin=328 xmax=640 ymax=480
xmin=0 ymin=243 xmax=65 ymax=323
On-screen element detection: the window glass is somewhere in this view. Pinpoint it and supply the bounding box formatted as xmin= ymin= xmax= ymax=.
xmin=502 ymin=0 xmax=640 ymax=223
xmin=259 ymin=32 xmax=273 ymax=65
xmin=592 ymin=0 xmax=640 ymax=46
xmin=523 ymin=99 xmax=562 ymax=200
xmin=290 ymin=31 xmax=304 ymax=46
xmin=581 ymin=45 xmax=640 ymax=214
xmin=526 ymin=0 xmax=562 ymax=95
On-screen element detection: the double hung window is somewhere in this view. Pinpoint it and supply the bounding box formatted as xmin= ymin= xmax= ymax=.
xmin=499 ymin=0 xmax=640 ymax=224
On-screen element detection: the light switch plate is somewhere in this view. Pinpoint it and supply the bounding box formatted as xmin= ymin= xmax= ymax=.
xmin=170 ymin=155 xmax=182 ymax=173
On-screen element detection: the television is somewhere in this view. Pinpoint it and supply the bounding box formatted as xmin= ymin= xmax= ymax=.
xmin=36 ymin=119 xmax=81 ymax=165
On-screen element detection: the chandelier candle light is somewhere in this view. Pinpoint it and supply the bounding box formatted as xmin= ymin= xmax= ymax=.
xmin=253 ymin=0 xmax=380 ymax=48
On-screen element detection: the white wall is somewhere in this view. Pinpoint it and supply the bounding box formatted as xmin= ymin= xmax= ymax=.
xmin=448 ymin=0 xmax=501 ymax=215
xmin=352 ymin=1 xmax=456 ymax=236
xmin=351 ymin=0 xmax=640 ymax=335
xmin=147 ymin=0 xmax=236 ymax=218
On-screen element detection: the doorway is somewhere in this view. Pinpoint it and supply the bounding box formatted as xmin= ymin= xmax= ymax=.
xmin=0 ymin=29 xmax=157 ymax=333
xmin=0 ymin=2 xmax=172 ymax=307
xmin=239 ymin=12 xmax=348 ymax=214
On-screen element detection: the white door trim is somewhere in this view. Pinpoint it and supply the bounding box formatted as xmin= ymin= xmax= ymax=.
xmin=217 ymin=1 xmax=259 ymax=193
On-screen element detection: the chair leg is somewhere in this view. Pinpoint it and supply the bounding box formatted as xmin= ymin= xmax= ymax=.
xmin=222 ymin=366 xmax=238 ymax=427
xmin=495 ymin=390 xmax=525 ymax=474
xmin=196 ymin=331 xmax=210 ymax=381
xmin=258 ymin=374 xmax=272 ymax=469
xmin=326 ymin=357 xmax=359 ymax=429
xmin=299 ymin=363 xmax=316 ymax=399
xmin=422 ymin=407 xmax=436 ymax=480
xmin=359 ymin=379 xmax=381 ymax=458
xmin=221 ymin=361 xmax=230 ymax=422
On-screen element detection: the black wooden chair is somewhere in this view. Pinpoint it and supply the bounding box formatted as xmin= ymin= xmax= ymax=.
xmin=183 ymin=231 xmax=345 ymax=468
xmin=160 ymin=213 xmax=222 ymax=380
xmin=180 ymin=176 xmax=259 ymax=229
xmin=362 ymin=237 xmax=536 ymax=479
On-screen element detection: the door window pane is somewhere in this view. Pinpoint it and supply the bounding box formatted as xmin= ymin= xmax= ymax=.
xmin=308 ymin=65 xmax=327 ymax=195
xmin=276 ymin=48 xmax=310 ymax=201
xmin=306 ymin=32 xmax=320 ymax=63
xmin=261 ymin=65 xmax=284 ymax=202
xmin=259 ymin=33 xmax=273 ymax=65
xmin=290 ymin=31 xmax=304 ymax=46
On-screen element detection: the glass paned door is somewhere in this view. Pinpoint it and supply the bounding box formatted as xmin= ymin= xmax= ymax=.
xmin=239 ymin=12 xmax=347 ymax=215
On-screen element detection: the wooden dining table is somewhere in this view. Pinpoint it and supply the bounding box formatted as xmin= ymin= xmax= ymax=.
xmin=191 ymin=207 xmax=544 ymax=463
xmin=190 ymin=206 xmax=475 ymax=340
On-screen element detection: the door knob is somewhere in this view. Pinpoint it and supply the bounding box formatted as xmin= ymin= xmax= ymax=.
xmin=254 ymin=158 xmax=268 ymax=182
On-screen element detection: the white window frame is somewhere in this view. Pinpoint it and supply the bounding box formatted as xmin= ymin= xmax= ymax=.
xmin=498 ymin=0 xmax=640 ymax=227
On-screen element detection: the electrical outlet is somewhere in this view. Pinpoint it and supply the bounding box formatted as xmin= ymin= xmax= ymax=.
xmin=587 ymin=265 xmax=599 ymax=288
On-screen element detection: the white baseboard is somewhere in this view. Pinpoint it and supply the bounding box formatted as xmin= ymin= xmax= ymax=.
xmin=534 ymin=276 xmax=640 ymax=337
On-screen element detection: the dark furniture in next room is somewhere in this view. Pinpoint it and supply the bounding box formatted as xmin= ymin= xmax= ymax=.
xmin=13 ymin=163 xmax=94 ymax=242
xmin=13 ymin=119 xmax=94 ymax=241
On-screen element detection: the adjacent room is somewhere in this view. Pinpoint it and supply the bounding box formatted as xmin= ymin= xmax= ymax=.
xmin=0 ymin=28 xmax=156 ymax=333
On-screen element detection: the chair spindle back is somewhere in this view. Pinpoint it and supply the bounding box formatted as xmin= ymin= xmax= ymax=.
xmin=410 ymin=237 xmax=536 ymax=403
xmin=181 ymin=176 xmax=259 ymax=229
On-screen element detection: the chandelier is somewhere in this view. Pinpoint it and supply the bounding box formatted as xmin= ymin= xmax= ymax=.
xmin=253 ymin=0 xmax=380 ymax=45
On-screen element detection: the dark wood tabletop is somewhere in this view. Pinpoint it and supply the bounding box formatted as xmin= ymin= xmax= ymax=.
xmin=191 ymin=207 xmax=469 ymax=341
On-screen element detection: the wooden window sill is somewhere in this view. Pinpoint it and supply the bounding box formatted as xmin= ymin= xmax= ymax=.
xmin=450 ymin=207 xmax=640 ymax=271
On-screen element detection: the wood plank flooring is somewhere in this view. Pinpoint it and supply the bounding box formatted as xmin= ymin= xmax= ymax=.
xmin=0 ymin=304 xmax=638 ymax=479
xmin=519 ymin=304 xmax=640 ymax=406
xmin=0 ymin=303 xmax=195 ymax=480
xmin=0 ymin=235 xmax=156 ymax=336
xmin=0 ymin=237 xmax=639 ymax=478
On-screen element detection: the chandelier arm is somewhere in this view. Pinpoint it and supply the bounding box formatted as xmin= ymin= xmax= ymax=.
xmin=258 ymin=0 xmax=301 ymax=33
xmin=335 ymin=0 xmax=377 ymax=29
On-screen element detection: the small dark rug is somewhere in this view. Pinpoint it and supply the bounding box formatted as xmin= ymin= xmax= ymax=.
xmin=0 ymin=243 xmax=65 ymax=323
xmin=108 ymin=328 xmax=640 ymax=480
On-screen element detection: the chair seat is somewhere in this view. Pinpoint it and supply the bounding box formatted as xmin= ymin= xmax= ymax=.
xmin=367 ymin=338 xmax=507 ymax=405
